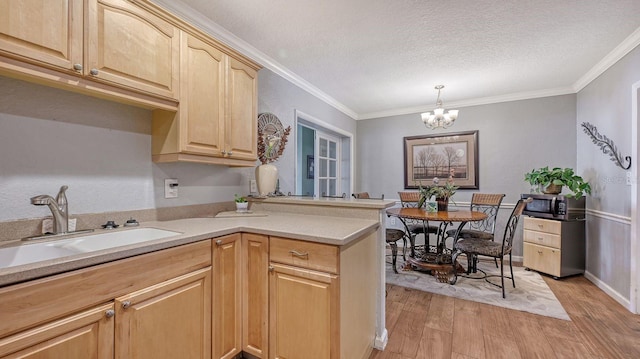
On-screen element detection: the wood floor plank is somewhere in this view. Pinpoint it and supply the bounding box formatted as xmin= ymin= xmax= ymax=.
xmin=483 ymin=334 xmax=521 ymax=359
xmin=385 ymin=309 xmax=428 ymax=358
xmin=403 ymin=287 xmax=433 ymax=315
xmin=547 ymin=337 xmax=600 ymax=359
xmin=479 ymin=302 xmax=514 ymax=339
xmin=424 ymin=294 xmax=455 ymax=333
xmin=415 ymin=327 xmax=452 ymax=359
xmin=510 ymin=311 xmax=557 ymax=359
xmin=452 ymin=307 xmax=485 ymax=358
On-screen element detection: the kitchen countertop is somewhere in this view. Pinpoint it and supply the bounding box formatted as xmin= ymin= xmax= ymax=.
xmin=0 ymin=211 xmax=379 ymax=287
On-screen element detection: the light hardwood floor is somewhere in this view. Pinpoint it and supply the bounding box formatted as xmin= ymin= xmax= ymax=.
xmin=370 ymin=272 xmax=640 ymax=359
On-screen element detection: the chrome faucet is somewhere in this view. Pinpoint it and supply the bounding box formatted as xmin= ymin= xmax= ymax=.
xmin=31 ymin=186 xmax=69 ymax=234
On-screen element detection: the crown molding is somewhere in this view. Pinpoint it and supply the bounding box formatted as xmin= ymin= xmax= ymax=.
xmin=573 ymin=26 xmax=640 ymax=92
xmin=150 ymin=0 xmax=359 ymax=120
xmin=358 ymin=86 xmax=576 ymax=120
xmin=151 ymin=1 xmax=639 ymax=122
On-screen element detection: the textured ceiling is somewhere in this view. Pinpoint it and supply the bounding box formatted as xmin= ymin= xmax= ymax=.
xmin=172 ymin=0 xmax=640 ymax=119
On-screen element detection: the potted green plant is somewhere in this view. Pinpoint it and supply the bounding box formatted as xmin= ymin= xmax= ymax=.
xmin=418 ymin=182 xmax=458 ymax=211
xmin=234 ymin=194 xmax=249 ymax=212
xmin=524 ymin=166 xmax=592 ymax=199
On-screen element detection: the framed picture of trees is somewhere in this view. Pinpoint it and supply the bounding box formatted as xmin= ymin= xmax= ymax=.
xmin=403 ymin=130 xmax=479 ymax=189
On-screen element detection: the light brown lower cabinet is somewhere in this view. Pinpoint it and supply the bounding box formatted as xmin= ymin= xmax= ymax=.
xmin=268 ymin=232 xmax=378 ymax=359
xmin=0 ymin=241 xmax=212 ymax=359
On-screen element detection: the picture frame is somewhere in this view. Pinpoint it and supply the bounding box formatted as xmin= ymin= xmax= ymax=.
xmin=403 ymin=130 xmax=479 ymax=189
xmin=307 ymin=155 xmax=315 ymax=179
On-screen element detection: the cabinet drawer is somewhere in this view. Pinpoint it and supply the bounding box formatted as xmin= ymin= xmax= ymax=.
xmin=523 ymin=217 xmax=561 ymax=235
xmin=270 ymin=237 xmax=339 ymax=274
xmin=523 ymin=229 xmax=561 ymax=249
xmin=523 ymin=243 xmax=561 ymax=277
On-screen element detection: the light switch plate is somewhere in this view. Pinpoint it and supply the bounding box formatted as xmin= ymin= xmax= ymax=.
xmin=250 ymin=180 xmax=258 ymax=193
xmin=165 ymin=178 xmax=178 ymax=198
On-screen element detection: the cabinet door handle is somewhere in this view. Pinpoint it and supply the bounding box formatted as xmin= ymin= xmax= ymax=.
xmin=105 ymin=309 xmax=115 ymax=318
xmin=289 ymin=250 xmax=309 ymax=258
xmin=227 ymin=151 xmax=233 ymax=156
xmin=221 ymin=150 xmax=227 ymax=155
xmin=73 ymin=63 xmax=83 ymax=72
xmin=89 ymin=68 xmax=99 ymax=76
xmin=537 ymin=251 xmax=543 ymax=254
xmin=537 ymin=237 xmax=544 ymax=241
xmin=121 ymin=300 xmax=132 ymax=309
xmin=268 ymin=265 xmax=274 ymax=272
xmin=215 ymin=239 xmax=222 ymax=246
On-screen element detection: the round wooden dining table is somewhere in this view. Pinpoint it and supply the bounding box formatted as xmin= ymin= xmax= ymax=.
xmin=386 ymin=207 xmax=488 ymax=283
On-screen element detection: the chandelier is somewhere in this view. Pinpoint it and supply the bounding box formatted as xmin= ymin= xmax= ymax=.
xmin=421 ymin=85 xmax=458 ymax=130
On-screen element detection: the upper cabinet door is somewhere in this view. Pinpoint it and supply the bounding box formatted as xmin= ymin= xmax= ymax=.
xmin=0 ymin=0 xmax=83 ymax=72
xmin=86 ymin=0 xmax=179 ymax=100
xmin=180 ymin=32 xmax=226 ymax=156
xmin=226 ymin=57 xmax=258 ymax=161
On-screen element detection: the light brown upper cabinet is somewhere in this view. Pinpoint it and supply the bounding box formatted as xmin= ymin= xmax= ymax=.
xmin=0 ymin=0 xmax=180 ymax=108
xmin=152 ymin=31 xmax=259 ymax=166
xmin=85 ymin=0 xmax=180 ymax=100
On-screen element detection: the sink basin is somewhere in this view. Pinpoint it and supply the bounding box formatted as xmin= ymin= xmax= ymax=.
xmin=0 ymin=227 xmax=181 ymax=269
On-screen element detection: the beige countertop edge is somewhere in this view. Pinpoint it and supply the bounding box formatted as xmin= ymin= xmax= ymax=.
xmin=0 ymin=213 xmax=379 ymax=287
xmin=251 ymin=196 xmax=396 ymax=209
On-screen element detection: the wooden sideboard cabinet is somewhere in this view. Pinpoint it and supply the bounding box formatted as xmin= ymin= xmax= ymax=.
xmin=523 ymin=216 xmax=585 ymax=279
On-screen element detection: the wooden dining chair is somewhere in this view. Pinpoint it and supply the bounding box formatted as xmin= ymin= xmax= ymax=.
xmin=451 ymin=198 xmax=528 ymax=298
xmin=354 ymin=192 xmax=404 ymax=273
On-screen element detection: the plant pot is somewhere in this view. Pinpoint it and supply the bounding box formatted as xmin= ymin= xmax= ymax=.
xmin=255 ymin=164 xmax=278 ymax=197
xmin=236 ymin=202 xmax=249 ymax=212
xmin=436 ymin=197 xmax=449 ymax=211
xmin=542 ymin=183 xmax=563 ymax=195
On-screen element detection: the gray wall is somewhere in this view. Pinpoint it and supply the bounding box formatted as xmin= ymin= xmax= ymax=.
xmin=356 ymin=94 xmax=578 ymax=203
xmin=356 ymin=94 xmax=578 ymax=257
xmin=257 ymin=69 xmax=357 ymax=195
xmin=576 ymin=45 xmax=640 ymax=301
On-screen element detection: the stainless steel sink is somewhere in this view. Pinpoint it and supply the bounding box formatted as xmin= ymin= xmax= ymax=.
xmin=0 ymin=227 xmax=181 ymax=269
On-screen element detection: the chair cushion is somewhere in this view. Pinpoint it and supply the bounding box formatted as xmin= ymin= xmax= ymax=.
xmin=446 ymin=228 xmax=494 ymax=240
xmin=386 ymin=229 xmax=405 ymax=242
xmin=454 ymin=238 xmax=503 ymax=257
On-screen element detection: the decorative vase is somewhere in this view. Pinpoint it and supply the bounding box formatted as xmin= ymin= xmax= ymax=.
xmin=255 ymin=164 xmax=278 ymax=197
xmin=542 ymin=183 xmax=563 ymax=195
xmin=235 ymin=202 xmax=249 ymax=212
xmin=436 ymin=197 xmax=449 ymax=211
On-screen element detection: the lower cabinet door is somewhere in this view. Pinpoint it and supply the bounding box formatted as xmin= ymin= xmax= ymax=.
xmin=523 ymin=242 xmax=561 ymax=277
xmin=212 ymin=234 xmax=242 ymax=359
xmin=0 ymin=303 xmax=115 ymax=359
xmin=242 ymin=233 xmax=269 ymax=358
xmin=269 ymin=263 xmax=338 ymax=359
xmin=115 ymin=267 xmax=212 ymax=359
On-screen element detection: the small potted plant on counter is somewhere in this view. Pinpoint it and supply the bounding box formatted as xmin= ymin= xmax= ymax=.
xmin=234 ymin=194 xmax=249 ymax=212
xmin=524 ymin=166 xmax=592 ymax=199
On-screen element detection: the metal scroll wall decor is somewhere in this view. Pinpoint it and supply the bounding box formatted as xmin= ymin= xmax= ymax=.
xmin=257 ymin=112 xmax=291 ymax=164
xmin=581 ymin=122 xmax=631 ymax=170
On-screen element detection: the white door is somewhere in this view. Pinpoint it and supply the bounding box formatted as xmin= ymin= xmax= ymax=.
xmin=316 ymin=132 xmax=341 ymax=197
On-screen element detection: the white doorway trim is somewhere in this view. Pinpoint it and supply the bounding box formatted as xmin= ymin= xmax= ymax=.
xmin=294 ymin=109 xmax=354 ymax=196
xmin=630 ymin=80 xmax=639 ymax=314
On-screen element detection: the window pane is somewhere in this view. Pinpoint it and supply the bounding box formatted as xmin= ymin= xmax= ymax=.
xmin=320 ymin=139 xmax=328 ymax=157
xmin=320 ymin=159 xmax=327 ymax=177
xmin=329 ymin=141 xmax=336 ymax=159
xmin=329 ymin=160 xmax=336 ymax=177
xmin=329 ymin=179 xmax=336 ymax=195
xmin=320 ymin=179 xmax=327 ymax=195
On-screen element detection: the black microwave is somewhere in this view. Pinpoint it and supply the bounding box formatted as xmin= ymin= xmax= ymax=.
xmin=520 ymin=194 xmax=585 ymax=221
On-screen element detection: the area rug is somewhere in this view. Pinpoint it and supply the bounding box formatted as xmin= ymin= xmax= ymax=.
xmin=386 ymin=254 xmax=570 ymax=321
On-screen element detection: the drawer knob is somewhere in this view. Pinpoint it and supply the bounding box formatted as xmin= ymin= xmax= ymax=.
xmin=289 ymin=250 xmax=309 ymax=258
xmin=73 ymin=63 xmax=83 ymax=72
xmin=268 ymin=265 xmax=274 ymax=272
xmin=105 ymin=309 xmax=115 ymax=318
xmin=89 ymin=68 xmax=99 ymax=76
xmin=537 ymin=237 xmax=544 ymax=241
xmin=121 ymin=300 xmax=132 ymax=309
xmin=537 ymin=251 xmax=543 ymax=254
xmin=537 ymin=224 xmax=543 ymax=228
xmin=215 ymin=239 xmax=222 ymax=246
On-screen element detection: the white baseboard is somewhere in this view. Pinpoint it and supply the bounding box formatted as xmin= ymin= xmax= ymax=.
xmin=584 ymin=270 xmax=633 ymax=312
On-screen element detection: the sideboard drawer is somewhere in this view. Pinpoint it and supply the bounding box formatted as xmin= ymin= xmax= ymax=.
xmin=523 ymin=217 xmax=561 ymax=235
xmin=270 ymin=237 xmax=339 ymax=274
xmin=523 ymin=243 xmax=561 ymax=277
xmin=523 ymin=230 xmax=561 ymax=249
